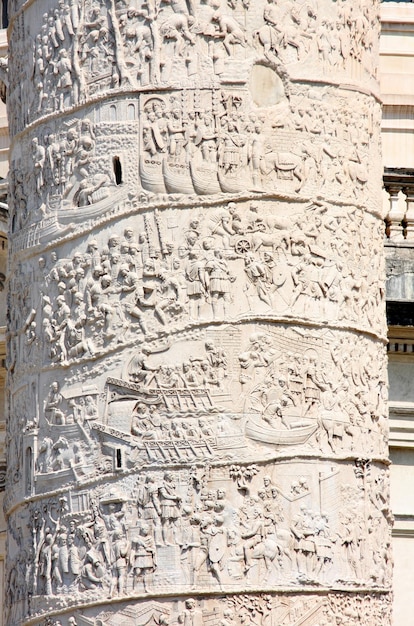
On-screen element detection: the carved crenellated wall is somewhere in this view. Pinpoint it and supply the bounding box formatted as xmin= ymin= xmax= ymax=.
xmin=5 ymin=0 xmax=391 ymax=625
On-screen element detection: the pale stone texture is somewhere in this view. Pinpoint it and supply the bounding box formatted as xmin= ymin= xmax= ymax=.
xmin=381 ymin=2 xmax=414 ymax=169
xmin=5 ymin=0 xmax=391 ymax=625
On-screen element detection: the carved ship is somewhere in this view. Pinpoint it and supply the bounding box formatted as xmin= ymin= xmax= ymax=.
xmin=139 ymin=159 xmax=167 ymax=194
xmin=59 ymin=184 xmax=126 ymax=225
xmin=35 ymin=461 xmax=95 ymax=492
xmin=92 ymin=426 xmax=247 ymax=464
xmin=218 ymin=168 xmax=247 ymax=194
xmin=140 ymin=158 xmax=248 ymax=197
xmin=105 ymin=376 xmax=238 ymax=413
xmin=245 ymin=416 xmax=317 ymax=446
xmin=163 ymin=159 xmax=195 ymax=195
xmin=190 ymin=162 xmax=222 ymax=195
xmin=11 ymin=215 xmax=74 ymax=252
xmin=140 ymin=433 xmax=247 ymax=458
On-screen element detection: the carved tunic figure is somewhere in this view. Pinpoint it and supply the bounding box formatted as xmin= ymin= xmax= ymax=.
xmin=38 ymin=533 xmax=54 ymax=595
xmin=158 ymin=472 xmax=182 ymax=545
xmin=131 ymin=524 xmax=157 ymax=592
xmin=32 ymin=137 xmax=46 ymax=193
xmin=44 ymin=381 xmax=65 ymax=425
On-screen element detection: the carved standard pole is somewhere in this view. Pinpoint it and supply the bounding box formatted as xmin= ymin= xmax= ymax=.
xmin=6 ymin=1 xmax=391 ymax=625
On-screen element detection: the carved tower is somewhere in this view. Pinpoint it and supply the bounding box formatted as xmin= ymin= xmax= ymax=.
xmin=5 ymin=0 xmax=392 ymax=625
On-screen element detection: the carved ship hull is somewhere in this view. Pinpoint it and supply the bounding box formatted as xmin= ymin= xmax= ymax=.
xmin=163 ymin=159 xmax=195 ymax=195
xmin=190 ymin=162 xmax=222 ymax=195
xmin=35 ymin=462 xmax=95 ymax=491
xmin=140 ymin=159 xmax=167 ymax=194
xmin=59 ymin=184 xmax=126 ymax=225
xmin=218 ymin=168 xmax=247 ymax=194
xmin=245 ymin=417 xmax=317 ymax=445
xmin=94 ymin=424 xmax=246 ymax=460
xmin=11 ymin=215 xmax=73 ymax=252
xmin=137 ymin=433 xmax=247 ymax=460
xmin=36 ymin=215 xmax=62 ymax=242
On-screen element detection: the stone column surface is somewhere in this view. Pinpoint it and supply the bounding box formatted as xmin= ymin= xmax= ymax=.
xmin=5 ymin=0 xmax=391 ymax=624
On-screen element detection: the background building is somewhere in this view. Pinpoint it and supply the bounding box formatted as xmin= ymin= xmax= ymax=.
xmin=0 ymin=1 xmax=411 ymax=624
xmin=381 ymin=3 xmax=414 ymax=623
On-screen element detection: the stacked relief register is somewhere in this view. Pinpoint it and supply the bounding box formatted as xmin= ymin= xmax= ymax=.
xmin=5 ymin=0 xmax=392 ymax=624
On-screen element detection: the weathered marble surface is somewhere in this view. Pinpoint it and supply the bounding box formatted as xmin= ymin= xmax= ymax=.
xmin=5 ymin=0 xmax=390 ymax=624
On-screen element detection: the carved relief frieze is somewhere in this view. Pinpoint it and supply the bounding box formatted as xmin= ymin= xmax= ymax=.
xmin=8 ymin=85 xmax=382 ymax=250
xmin=6 ymin=0 xmax=387 ymax=625
xmin=6 ymin=456 xmax=392 ymax=621
xmin=23 ymin=591 xmax=393 ymax=626
xmin=3 ymin=321 xmax=388 ymax=516
xmin=7 ymin=200 xmax=386 ymax=385
xmin=7 ymin=0 xmax=380 ymax=137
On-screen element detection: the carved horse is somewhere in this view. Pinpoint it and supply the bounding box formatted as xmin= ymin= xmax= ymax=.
xmin=254 ymin=24 xmax=281 ymax=62
xmin=346 ymin=156 xmax=368 ymax=195
xmin=261 ymin=150 xmax=304 ymax=191
xmin=250 ymin=529 xmax=294 ymax=580
xmin=319 ymin=410 xmax=350 ymax=452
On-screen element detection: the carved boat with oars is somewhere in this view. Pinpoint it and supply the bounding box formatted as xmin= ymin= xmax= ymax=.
xmin=190 ymin=162 xmax=221 ymax=195
xmin=245 ymin=416 xmax=317 ymax=446
xmin=163 ymin=159 xmax=195 ymax=194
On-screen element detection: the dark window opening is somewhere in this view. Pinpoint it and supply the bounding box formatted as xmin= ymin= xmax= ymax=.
xmin=25 ymin=447 xmax=33 ymax=493
xmin=387 ymin=301 xmax=414 ymax=326
xmin=2 ymin=0 xmax=8 ymax=29
xmin=113 ymin=156 xmax=122 ymax=185
xmin=116 ymin=448 xmax=122 ymax=469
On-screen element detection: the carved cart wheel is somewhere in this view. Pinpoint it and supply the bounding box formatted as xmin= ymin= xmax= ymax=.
xmin=234 ymin=238 xmax=251 ymax=254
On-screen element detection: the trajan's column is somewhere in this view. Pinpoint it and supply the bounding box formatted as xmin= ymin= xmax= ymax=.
xmin=5 ymin=0 xmax=392 ymax=625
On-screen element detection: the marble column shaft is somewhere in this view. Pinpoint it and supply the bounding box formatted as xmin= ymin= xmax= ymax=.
xmin=5 ymin=0 xmax=392 ymax=625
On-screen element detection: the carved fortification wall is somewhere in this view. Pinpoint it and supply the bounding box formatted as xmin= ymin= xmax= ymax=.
xmin=5 ymin=0 xmax=391 ymax=625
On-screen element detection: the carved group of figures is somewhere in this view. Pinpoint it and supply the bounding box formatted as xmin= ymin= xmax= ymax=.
xmin=238 ymin=329 xmax=388 ymax=457
xmin=137 ymin=88 xmax=378 ymax=202
xmin=7 ymin=200 xmax=385 ymax=383
xmin=29 ymin=117 xmax=115 ymax=212
xmin=8 ymin=84 xmax=381 ymax=234
xmin=23 ymin=332 xmax=388 ymax=503
xmin=257 ymin=0 xmax=379 ymax=74
xmin=6 ymin=319 xmax=388 ymax=508
xmin=6 ymin=0 xmax=380 ymax=136
xmin=6 ymin=459 xmax=392 ymax=622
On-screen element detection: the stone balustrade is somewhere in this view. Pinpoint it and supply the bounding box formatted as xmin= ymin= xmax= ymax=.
xmin=384 ymin=169 xmax=414 ymax=242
